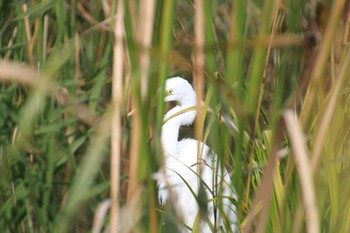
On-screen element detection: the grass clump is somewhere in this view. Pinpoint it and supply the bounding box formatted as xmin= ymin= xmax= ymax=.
xmin=1 ymin=0 xmax=350 ymax=232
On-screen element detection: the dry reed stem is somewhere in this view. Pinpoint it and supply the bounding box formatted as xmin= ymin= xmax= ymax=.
xmin=193 ymin=0 xmax=205 ymax=169
xmin=43 ymin=15 xmax=49 ymax=61
xmin=244 ymin=0 xmax=280 ymax=212
xmin=55 ymin=88 xmax=98 ymax=126
xmin=127 ymin=113 xmax=141 ymax=202
xmin=230 ymin=34 xmax=303 ymax=48
xmin=110 ymin=0 xmax=124 ymax=231
xmin=241 ymin=123 xmax=283 ymax=233
xmin=0 ymin=60 xmax=98 ymax=126
xmin=283 ymin=110 xmax=319 ymax=233
xmin=178 ymin=34 xmax=302 ymax=49
xmin=61 ymin=33 xmax=79 ymax=208
xmin=101 ymin=0 xmax=111 ymax=18
xmin=300 ymin=0 xmax=347 ymax=125
xmin=343 ymin=8 xmax=350 ymax=43
xmin=120 ymin=188 xmax=143 ymax=233
xmin=22 ymin=3 xmax=33 ymax=64
xmin=92 ymin=199 xmax=111 ymax=233
xmin=137 ymin=0 xmax=156 ymax=98
xmin=136 ymin=1 xmax=157 ymax=231
xmin=77 ymin=2 xmax=110 ymax=31
xmin=291 ymin=204 xmax=305 ymax=233
xmin=126 ymin=0 xmax=139 ymax=203
xmin=5 ymin=27 xmax=18 ymax=59
xmin=127 ymin=0 xmax=156 ymax=207
xmin=74 ymin=33 xmax=82 ymax=95
xmin=253 ymin=3 xmax=282 ymax=233
xmin=0 ymin=60 xmax=41 ymax=86
xmin=310 ymin=48 xmax=350 ymax=173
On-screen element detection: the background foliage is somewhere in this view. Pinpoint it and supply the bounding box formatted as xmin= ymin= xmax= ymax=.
xmin=1 ymin=0 xmax=350 ymax=232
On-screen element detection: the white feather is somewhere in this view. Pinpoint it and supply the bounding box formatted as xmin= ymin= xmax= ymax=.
xmin=156 ymin=77 xmax=237 ymax=232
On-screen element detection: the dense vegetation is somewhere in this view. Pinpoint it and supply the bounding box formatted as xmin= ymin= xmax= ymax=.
xmin=1 ymin=0 xmax=350 ymax=232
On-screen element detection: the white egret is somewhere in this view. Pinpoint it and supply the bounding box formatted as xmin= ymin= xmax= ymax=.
xmin=156 ymin=77 xmax=237 ymax=232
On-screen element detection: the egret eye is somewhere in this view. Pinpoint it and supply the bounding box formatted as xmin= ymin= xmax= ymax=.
xmin=165 ymin=89 xmax=173 ymax=97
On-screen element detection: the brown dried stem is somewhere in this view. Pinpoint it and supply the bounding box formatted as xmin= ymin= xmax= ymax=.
xmin=110 ymin=0 xmax=125 ymax=231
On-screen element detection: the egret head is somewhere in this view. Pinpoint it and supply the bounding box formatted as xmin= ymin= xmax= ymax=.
xmin=165 ymin=77 xmax=196 ymax=106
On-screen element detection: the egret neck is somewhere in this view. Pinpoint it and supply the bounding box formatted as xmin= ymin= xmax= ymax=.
xmin=161 ymin=105 xmax=196 ymax=156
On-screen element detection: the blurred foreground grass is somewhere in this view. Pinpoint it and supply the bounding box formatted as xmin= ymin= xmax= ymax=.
xmin=1 ymin=0 xmax=350 ymax=232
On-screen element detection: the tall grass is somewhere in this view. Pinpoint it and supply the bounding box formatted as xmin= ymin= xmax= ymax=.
xmin=1 ymin=0 xmax=350 ymax=232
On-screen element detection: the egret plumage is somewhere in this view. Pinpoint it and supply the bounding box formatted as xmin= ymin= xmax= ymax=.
xmin=156 ymin=77 xmax=237 ymax=232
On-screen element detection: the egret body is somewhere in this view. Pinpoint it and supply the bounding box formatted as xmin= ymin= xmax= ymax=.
xmin=157 ymin=77 xmax=237 ymax=232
